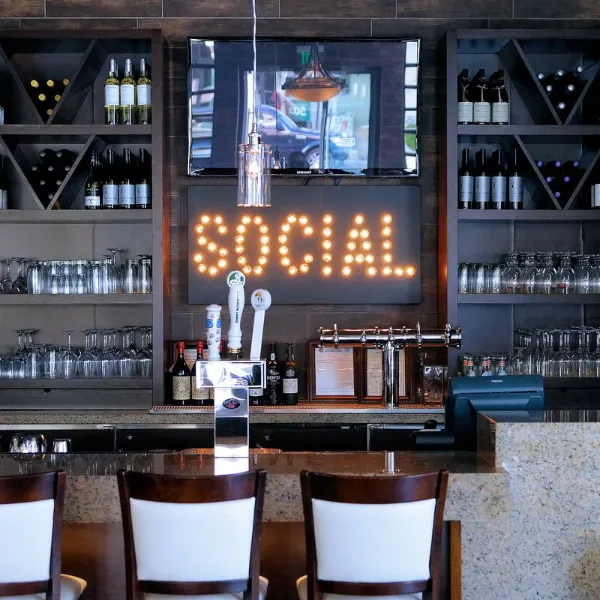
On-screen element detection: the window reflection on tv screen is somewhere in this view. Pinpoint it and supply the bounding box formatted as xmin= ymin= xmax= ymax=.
xmin=187 ymin=39 xmax=420 ymax=177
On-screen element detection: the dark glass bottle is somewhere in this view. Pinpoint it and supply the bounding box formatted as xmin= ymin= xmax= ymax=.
xmin=457 ymin=68 xmax=472 ymax=125
xmin=102 ymin=148 xmax=119 ymax=210
xmin=39 ymin=149 xmax=57 ymax=164
xmin=135 ymin=148 xmax=151 ymax=209
xmin=192 ymin=341 xmax=211 ymax=406
xmin=171 ymin=341 xmax=191 ymax=405
xmin=490 ymin=69 xmax=509 ymax=125
xmin=84 ymin=150 xmax=101 ymax=210
xmin=118 ymin=148 xmax=135 ymax=209
xmin=474 ymin=149 xmax=490 ymax=209
xmin=508 ymin=149 xmax=523 ymax=210
xmin=490 ymin=149 xmax=507 ymax=209
xmin=55 ymin=149 xmax=74 ymax=165
xmin=281 ymin=343 xmax=299 ymax=405
xmin=266 ymin=343 xmax=281 ymax=406
xmin=458 ymin=148 xmax=473 ymax=209
xmin=471 ymin=69 xmax=490 ymax=125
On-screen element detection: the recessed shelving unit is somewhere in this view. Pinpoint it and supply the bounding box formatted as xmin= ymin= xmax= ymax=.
xmin=0 ymin=30 xmax=166 ymax=410
xmin=441 ymin=30 xmax=600 ymax=387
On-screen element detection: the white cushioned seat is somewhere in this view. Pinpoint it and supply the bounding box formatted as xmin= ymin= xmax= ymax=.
xmin=296 ymin=576 xmax=421 ymax=600
xmin=0 ymin=573 xmax=87 ymax=600
xmin=142 ymin=575 xmax=269 ymax=600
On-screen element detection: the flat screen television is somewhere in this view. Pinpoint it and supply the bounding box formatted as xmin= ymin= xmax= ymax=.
xmin=187 ymin=38 xmax=420 ymax=177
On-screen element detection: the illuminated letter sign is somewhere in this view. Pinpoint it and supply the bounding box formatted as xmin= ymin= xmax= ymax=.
xmin=188 ymin=186 xmax=420 ymax=304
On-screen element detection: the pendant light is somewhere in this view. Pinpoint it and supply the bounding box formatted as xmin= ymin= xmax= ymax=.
xmin=282 ymin=43 xmax=346 ymax=103
xmin=237 ymin=0 xmax=271 ymax=208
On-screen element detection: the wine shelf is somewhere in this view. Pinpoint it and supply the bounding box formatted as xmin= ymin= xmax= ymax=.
xmin=0 ymin=210 xmax=152 ymax=223
xmin=457 ymin=209 xmax=600 ymax=221
xmin=457 ymin=294 xmax=600 ymax=304
xmin=0 ymin=378 xmax=152 ymax=389
xmin=0 ymin=294 xmax=153 ymax=305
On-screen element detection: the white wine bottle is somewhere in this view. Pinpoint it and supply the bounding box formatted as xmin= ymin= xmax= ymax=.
xmin=84 ymin=151 xmax=102 ymax=210
xmin=120 ymin=58 xmax=136 ymax=125
xmin=104 ymin=59 xmax=120 ymax=125
xmin=136 ymin=58 xmax=152 ymax=125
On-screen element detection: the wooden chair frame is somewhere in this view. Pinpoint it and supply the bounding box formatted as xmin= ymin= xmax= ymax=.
xmin=300 ymin=469 xmax=449 ymax=600
xmin=0 ymin=470 xmax=66 ymax=600
xmin=118 ymin=469 xmax=267 ymax=600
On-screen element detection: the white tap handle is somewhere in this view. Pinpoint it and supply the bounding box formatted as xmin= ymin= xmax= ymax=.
xmin=205 ymin=304 xmax=222 ymax=361
xmin=250 ymin=289 xmax=272 ymax=360
xmin=227 ymin=271 xmax=246 ymax=355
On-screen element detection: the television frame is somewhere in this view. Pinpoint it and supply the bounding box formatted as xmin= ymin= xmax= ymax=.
xmin=186 ymin=36 xmax=422 ymax=179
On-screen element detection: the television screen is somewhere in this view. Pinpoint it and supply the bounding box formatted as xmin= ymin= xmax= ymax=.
xmin=187 ymin=38 xmax=420 ymax=177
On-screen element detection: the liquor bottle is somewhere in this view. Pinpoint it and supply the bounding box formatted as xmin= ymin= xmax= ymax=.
xmin=457 ymin=68 xmax=472 ymax=125
xmin=474 ymin=149 xmax=490 ymax=209
xmin=191 ymin=341 xmax=211 ymax=406
xmin=490 ymin=69 xmax=509 ymax=125
xmin=104 ymin=58 xmax=120 ymax=125
xmin=135 ymin=148 xmax=151 ymax=209
xmin=171 ymin=341 xmax=191 ymax=405
xmin=281 ymin=343 xmax=299 ymax=405
xmin=136 ymin=58 xmax=152 ymax=125
xmin=0 ymin=156 xmax=8 ymax=210
xmin=119 ymin=58 xmax=136 ymax=126
xmin=118 ymin=148 xmax=135 ymax=209
xmin=84 ymin=150 xmax=101 ymax=210
xmin=458 ymin=148 xmax=473 ymax=209
xmin=471 ymin=69 xmax=491 ymax=125
xmin=490 ymin=149 xmax=507 ymax=210
xmin=39 ymin=148 xmax=57 ymax=164
xmin=102 ymin=148 xmax=119 ymax=210
xmin=508 ymin=149 xmax=523 ymax=210
xmin=266 ymin=343 xmax=281 ymax=406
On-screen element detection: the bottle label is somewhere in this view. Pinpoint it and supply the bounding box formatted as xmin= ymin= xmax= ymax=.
xmin=283 ymin=378 xmax=298 ymax=394
xmin=473 ymin=102 xmax=491 ymax=123
xmin=119 ymin=184 xmax=135 ymax=207
xmin=191 ymin=375 xmax=210 ymax=400
xmin=137 ymin=84 xmax=151 ymax=106
xmin=183 ymin=349 xmax=196 ymax=370
xmin=120 ymin=84 xmax=135 ymax=106
xmin=492 ymin=101 xmax=510 ymax=124
xmin=509 ymin=176 xmax=523 ymax=208
xmin=104 ymin=84 xmax=119 ymax=106
xmin=136 ymin=183 xmax=151 ymax=207
xmin=491 ymin=175 xmax=507 ymax=208
xmin=172 ymin=376 xmax=191 ymax=401
xmin=474 ymin=176 xmax=490 ymax=207
xmin=84 ymin=194 xmax=101 ymax=208
xmin=457 ymin=101 xmax=473 ymax=123
xmin=458 ymin=175 xmax=473 ymax=208
xmin=102 ymin=184 xmax=119 ymax=207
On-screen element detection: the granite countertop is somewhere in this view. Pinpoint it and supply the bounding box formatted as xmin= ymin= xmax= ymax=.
xmin=0 ymin=405 xmax=445 ymax=425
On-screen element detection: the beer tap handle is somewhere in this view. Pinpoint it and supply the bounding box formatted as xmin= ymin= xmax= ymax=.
xmin=227 ymin=271 xmax=246 ymax=357
xmin=444 ymin=323 xmax=451 ymax=346
xmin=250 ymin=289 xmax=272 ymax=361
xmin=360 ymin=328 xmax=367 ymax=345
xmin=333 ymin=323 xmax=339 ymax=348
xmin=416 ymin=321 xmax=422 ymax=348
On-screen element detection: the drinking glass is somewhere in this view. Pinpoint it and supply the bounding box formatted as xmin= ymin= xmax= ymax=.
xmin=554 ymin=253 xmax=575 ymax=294
xmin=138 ymin=327 xmax=153 ymax=378
xmin=534 ymin=252 xmax=555 ymax=294
xmin=116 ymin=327 xmax=137 ymax=378
xmin=27 ymin=261 xmax=43 ymax=295
xmin=575 ymin=255 xmax=591 ymax=294
xmin=88 ymin=261 xmax=103 ymax=294
xmin=458 ymin=263 xmax=469 ymax=294
xmin=590 ymin=255 xmax=600 ymax=294
xmin=519 ymin=252 xmax=536 ymax=294
xmin=571 ymin=327 xmax=591 ymax=377
xmin=80 ymin=330 xmax=100 ymax=379
xmin=44 ymin=346 xmax=61 ymax=380
xmin=471 ymin=263 xmax=487 ymax=294
xmin=11 ymin=259 xmax=28 ymax=294
xmin=501 ymin=253 xmax=520 ymax=294
xmin=138 ymin=255 xmax=152 ymax=294
xmin=99 ymin=330 xmax=117 ymax=378
xmin=0 ymin=259 xmax=13 ymax=293
xmin=60 ymin=331 xmax=78 ymax=379
xmin=487 ymin=263 xmax=502 ymax=294
xmin=122 ymin=260 xmax=138 ymax=294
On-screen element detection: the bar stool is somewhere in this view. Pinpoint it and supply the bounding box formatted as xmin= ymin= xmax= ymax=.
xmin=117 ymin=469 xmax=268 ymax=600
xmin=0 ymin=471 xmax=87 ymax=600
xmin=297 ymin=469 xmax=449 ymax=600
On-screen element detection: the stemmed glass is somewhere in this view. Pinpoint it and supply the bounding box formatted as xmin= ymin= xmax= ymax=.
xmin=80 ymin=329 xmax=100 ymax=378
xmin=138 ymin=255 xmax=152 ymax=294
xmin=0 ymin=259 xmax=13 ymax=293
xmin=60 ymin=331 xmax=79 ymax=379
xmin=571 ymin=327 xmax=591 ymax=377
xmin=519 ymin=253 xmax=537 ymax=294
xmin=554 ymin=253 xmax=575 ymax=294
xmin=116 ymin=327 xmax=137 ymax=378
xmin=575 ymin=255 xmax=591 ymax=294
xmin=138 ymin=327 xmax=153 ymax=378
xmin=534 ymin=253 xmax=555 ymax=294
xmin=502 ymin=253 xmax=520 ymax=294
xmin=11 ymin=259 xmax=28 ymax=294
xmin=99 ymin=330 xmax=117 ymax=378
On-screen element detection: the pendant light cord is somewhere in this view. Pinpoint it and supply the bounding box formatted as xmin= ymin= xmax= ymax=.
xmin=252 ymin=0 xmax=258 ymax=125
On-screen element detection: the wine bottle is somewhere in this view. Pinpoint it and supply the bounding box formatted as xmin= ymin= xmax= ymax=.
xmin=282 ymin=343 xmax=299 ymax=405
xmin=457 ymin=68 xmax=472 ymax=125
xmin=0 ymin=156 xmax=8 ymax=210
xmin=191 ymin=341 xmax=211 ymax=406
xmin=266 ymin=343 xmax=281 ymax=406
xmin=508 ymin=149 xmax=523 ymax=210
xmin=135 ymin=148 xmax=151 ymax=209
xmin=458 ymin=148 xmax=473 ymax=209
xmin=136 ymin=58 xmax=152 ymax=125
xmin=104 ymin=58 xmax=120 ymax=125
xmin=118 ymin=148 xmax=135 ymax=209
xmin=491 ymin=69 xmax=509 ymax=125
xmin=490 ymin=149 xmax=507 ymax=209
xmin=474 ymin=149 xmax=490 ymax=209
xmin=30 ymin=79 xmax=40 ymax=90
xmin=102 ymin=148 xmax=119 ymax=210
xmin=55 ymin=149 xmax=73 ymax=164
xmin=45 ymin=79 xmax=56 ymax=91
xmin=84 ymin=150 xmax=101 ymax=210
xmin=39 ymin=149 xmax=57 ymax=164
xmin=171 ymin=341 xmax=191 ymax=405
xmin=119 ymin=58 xmax=136 ymax=126
xmin=471 ymin=69 xmax=491 ymax=125
xmin=563 ymin=67 xmax=584 ymax=90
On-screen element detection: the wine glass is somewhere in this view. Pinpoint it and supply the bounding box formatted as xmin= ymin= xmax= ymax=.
xmin=80 ymin=329 xmax=100 ymax=378
xmin=11 ymin=259 xmax=28 ymax=294
xmin=138 ymin=327 xmax=153 ymax=378
xmin=60 ymin=330 xmax=78 ymax=379
xmin=0 ymin=259 xmax=13 ymax=293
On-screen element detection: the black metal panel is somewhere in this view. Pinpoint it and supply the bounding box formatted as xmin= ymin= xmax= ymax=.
xmin=188 ymin=185 xmax=421 ymax=304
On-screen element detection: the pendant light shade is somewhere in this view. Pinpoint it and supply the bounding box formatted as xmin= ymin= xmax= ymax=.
xmin=238 ymin=122 xmax=271 ymax=207
xmin=282 ymin=43 xmax=346 ymax=103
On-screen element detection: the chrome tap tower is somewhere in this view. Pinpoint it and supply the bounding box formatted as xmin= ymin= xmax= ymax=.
xmin=318 ymin=323 xmax=462 ymax=408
